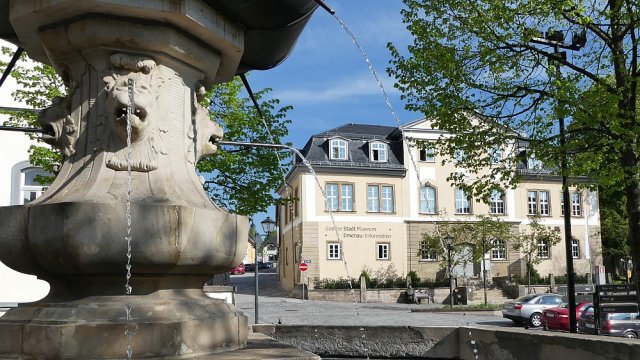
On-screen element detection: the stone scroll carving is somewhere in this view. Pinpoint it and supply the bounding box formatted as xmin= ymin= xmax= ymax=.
xmin=38 ymin=96 xmax=77 ymax=157
xmin=102 ymin=53 xmax=169 ymax=172
xmin=187 ymin=83 xmax=223 ymax=164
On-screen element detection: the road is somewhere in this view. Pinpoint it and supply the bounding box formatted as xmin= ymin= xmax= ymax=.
xmin=229 ymin=268 xmax=515 ymax=328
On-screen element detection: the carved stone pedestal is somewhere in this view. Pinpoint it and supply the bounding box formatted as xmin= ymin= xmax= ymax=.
xmin=0 ymin=1 xmax=254 ymax=358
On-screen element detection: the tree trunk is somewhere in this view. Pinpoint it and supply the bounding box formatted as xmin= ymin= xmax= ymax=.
xmin=621 ymin=150 xmax=640 ymax=306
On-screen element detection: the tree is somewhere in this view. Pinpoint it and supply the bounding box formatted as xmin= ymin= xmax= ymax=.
xmin=512 ymin=216 xmax=562 ymax=292
xmin=1 ymin=47 xmax=64 ymax=183
xmin=460 ymin=215 xmax=512 ymax=305
xmin=197 ymin=78 xmax=292 ymax=215
xmin=389 ymin=0 xmax=640 ymax=303
xmin=1 ymin=47 xmax=291 ymax=215
xmin=599 ymin=187 xmax=631 ymax=279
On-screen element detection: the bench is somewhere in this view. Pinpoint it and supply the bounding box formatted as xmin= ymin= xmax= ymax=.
xmin=405 ymin=288 xmax=432 ymax=304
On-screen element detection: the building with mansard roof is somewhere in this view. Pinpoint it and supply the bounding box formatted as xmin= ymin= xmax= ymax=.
xmin=276 ymin=121 xmax=602 ymax=294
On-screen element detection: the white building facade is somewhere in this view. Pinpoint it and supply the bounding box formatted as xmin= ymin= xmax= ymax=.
xmin=277 ymin=121 xmax=602 ymax=293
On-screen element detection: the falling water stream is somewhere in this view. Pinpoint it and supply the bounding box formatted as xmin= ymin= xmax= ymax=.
xmin=124 ymin=78 xmax=135 ymax=360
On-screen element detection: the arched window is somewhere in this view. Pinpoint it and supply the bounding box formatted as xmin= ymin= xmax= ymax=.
xmin=11 ymin=161 xmax=51 ymax=205
xmin=419 ymin=185 xmax=436 ymax=214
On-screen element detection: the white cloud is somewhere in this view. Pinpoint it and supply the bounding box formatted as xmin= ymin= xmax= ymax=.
xmin=272 ymin=72 xmax=400 ymax=103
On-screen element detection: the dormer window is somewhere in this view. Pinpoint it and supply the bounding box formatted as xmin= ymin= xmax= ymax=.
xmin=329 ymin=138 xmax=348 ymax=160
xmin=370 ymin=142 xmax=387 ymax=162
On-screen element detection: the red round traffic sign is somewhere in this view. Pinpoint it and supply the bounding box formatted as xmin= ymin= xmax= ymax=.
xmin=298 ymin=263 xmax=308 ymax=272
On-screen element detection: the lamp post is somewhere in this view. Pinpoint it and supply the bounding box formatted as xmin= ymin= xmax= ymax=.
xmin=250 ymin=216 xmax=276 ymax=325
xmin=445 ymin=234 xmax=454 ymax=308
xmin=250 ymin=222 xmax=260 ymax=324
xmin=530 ymin=28 xmax=585 ymax=334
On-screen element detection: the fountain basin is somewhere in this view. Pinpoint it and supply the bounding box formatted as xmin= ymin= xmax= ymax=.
xmin=0 ymin=202 xmax=247 ymax=300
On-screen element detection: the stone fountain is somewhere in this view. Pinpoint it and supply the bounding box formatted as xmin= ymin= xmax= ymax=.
xmin=0 ymin=1 xmax=317 ymax=358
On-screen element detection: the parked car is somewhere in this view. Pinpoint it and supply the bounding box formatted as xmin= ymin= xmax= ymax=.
xmin=542 ymin=302 xmax=592 ymax=331
xmin=578 ymin=305 xmax=640 ymax=338
xmin=229 ymin=263 xmax=245 ymax=275
xmin=257 ymin=261 xmax=270 ymax=270
xmin=502 ymin=293 xmax=563 ymax=327
xmin=244 ymin=263 xmax=255 ymax=272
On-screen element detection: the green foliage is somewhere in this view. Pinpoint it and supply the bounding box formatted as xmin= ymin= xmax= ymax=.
xmin=553 ymin=273 xmax=589 ymax=285
xmin=389 ymin=1 xmax=639 ymax=194
xmin=1 ymin=46 xmax=66 ymax=183
xmin=512 ymin=215 xmax=562 ymax=266
xmin=389 ymin=1 xmax=640 ymax=302
xmin=407 ymin=270 xmax=420 ymax=286
xmin=197 ymin=78 xmax=293 ymax=215
xmin=419 ymin=214 xmax=512 ymax=272
xmin=312 ymin=277 xmax=354 ymax=289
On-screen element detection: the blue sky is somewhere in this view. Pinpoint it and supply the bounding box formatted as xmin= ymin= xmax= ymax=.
xmin=247 ymin=0 xmax=420 ymax=147
xmin=246 ymin=0 xmax=421 ymax=227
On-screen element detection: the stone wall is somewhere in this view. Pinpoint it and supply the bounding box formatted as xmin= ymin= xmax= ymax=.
xmin=307 ymin=287 xmax=452 ymax=304
xmin=253 ymin=324 xmax=640 ymax=360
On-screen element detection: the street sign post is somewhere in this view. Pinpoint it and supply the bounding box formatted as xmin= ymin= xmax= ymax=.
xmin=299 ymin=263 xmax=308 ymax=272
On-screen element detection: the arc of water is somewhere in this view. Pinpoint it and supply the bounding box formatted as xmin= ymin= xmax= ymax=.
xmin=330 ymin=14 xmax=454 ymax=266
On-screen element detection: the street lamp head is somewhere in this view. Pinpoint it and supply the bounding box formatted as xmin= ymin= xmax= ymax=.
xmin=571 ymin=29 xmax=586 ymax=49
xmin=444 ymin=234 xmax=453 ymax=244
xmin=261 ymin=216 xmax=276 ymax=234
xmin=545 ymin=29 xmax=564 ymax=43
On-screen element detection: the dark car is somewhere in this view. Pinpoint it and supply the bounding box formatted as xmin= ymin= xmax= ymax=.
xmin=257 ymin=261 xmax=270 ymax=270
xmin=244 ymin=263 xmax=255 ymax=272
xmin=503 ymin=293 xmax=563 ymax=327
xmin=578 ymin=305 xmax=640 ymax=338
xmin=542 ymin=302 xmax=591 ymax=331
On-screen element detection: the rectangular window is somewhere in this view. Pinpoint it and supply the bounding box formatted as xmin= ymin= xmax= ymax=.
xmin=329 ymin=139 xmax=348 ymax=160
xmin=537 ymin=240 xmax=550 ymax=259
xmin=489 ymin=190 xmax=505 ymax=215
xmin=454 ymin=149 xmax=466 ymax=163
xmin=572 ymin=239 xmax=580 ymax=259
xmin=491 ymin=240 xmax=507 ymax=260
xmin=326 ymin=182 xmax=353 ymax=212
xmin=528 ymin=190 xmax=550 ymax=216
xmin=377 ymin=243 xmax=390 ymax=260
xmin=419 ymin=147 xmax=435 ymax=162
xmin=370 ymin=142 xmax=387 ymax=162
xmin=455 ymin=188 xmax=471 ymax=214
xmin=490 ymin=147 xmax=503 ymax=164
xmin=420 ymin=242 xmax=438 ymax=261
xmin=561 ymin=192 xmax=582 ymax=217
xmin=328 ymin=243 xmax=341 ymax=260
xmin=571 ymin=192 xmax=582 ymax=216
xmin=341 ymin=184 xmax=353 ymax=211
xmin=367 ymin=184 xmax=394 ymax=213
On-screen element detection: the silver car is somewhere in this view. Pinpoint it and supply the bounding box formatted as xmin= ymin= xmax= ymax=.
xmin=503 ymin=293 xmax=563 ymax=327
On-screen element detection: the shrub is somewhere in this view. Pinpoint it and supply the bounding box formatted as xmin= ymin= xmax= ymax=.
xmin=407 ymin=271 xmax=420 ymax=287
